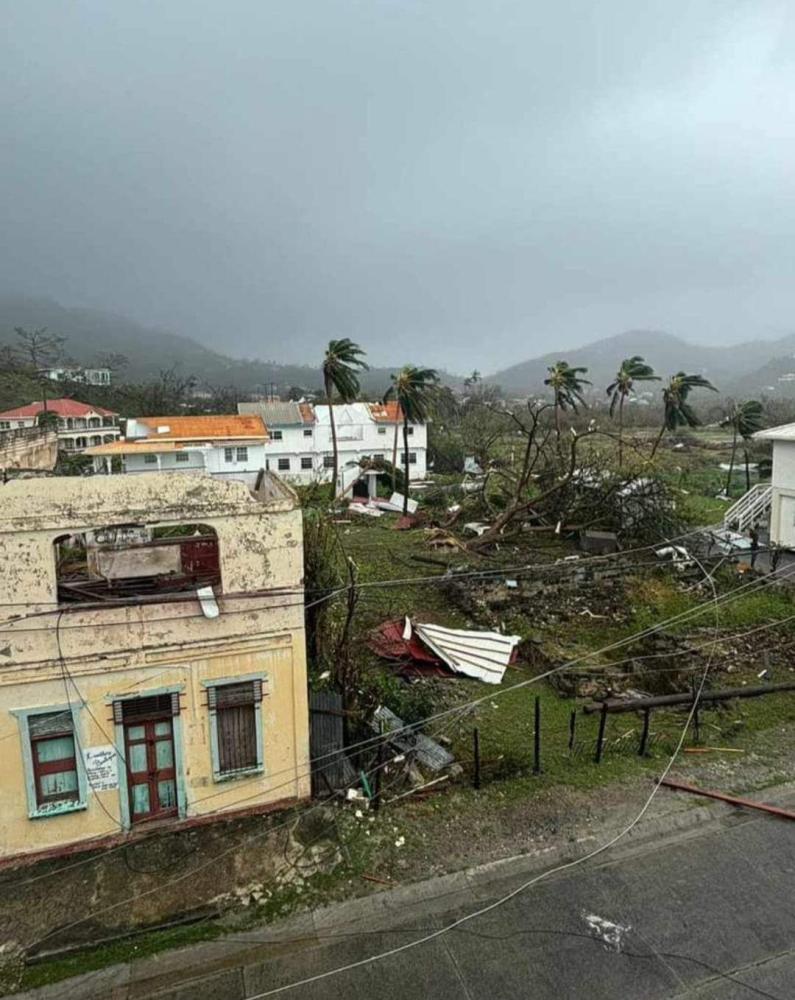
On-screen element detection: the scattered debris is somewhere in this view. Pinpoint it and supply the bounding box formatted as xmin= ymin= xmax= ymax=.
xmin=579 ymin=530 xmax=619 ymax=555
xmin=368 ymin=618 xmax=450 ymax=677
xmin=463 ymin=521 xmax=490 ymax=537
xmin=371 ymin=705 xmax=455 ymax=772
xmin=583 ymin=912 xmax=631 ymax=952
xmin=655 ymin=544 xmax=694 ymax=571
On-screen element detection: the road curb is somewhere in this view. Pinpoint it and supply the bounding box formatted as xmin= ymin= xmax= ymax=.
xmin=11 ymin=780 xmax=795 ymax=999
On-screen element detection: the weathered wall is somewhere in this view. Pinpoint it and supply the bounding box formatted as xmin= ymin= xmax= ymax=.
xmin=0 ymin=428 xmax=58 ymax=471
xmin=0 ymin=474 xmax=309 ymax=860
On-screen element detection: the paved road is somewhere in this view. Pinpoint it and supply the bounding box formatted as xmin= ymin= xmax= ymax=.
xmin=18 ymin=804 xmax=795 ymax=1000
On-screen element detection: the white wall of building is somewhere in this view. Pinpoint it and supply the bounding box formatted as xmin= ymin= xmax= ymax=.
xmin=260 ymin=405 xmax=427 ymax=486
xmin=768 ymin=440 xmax=795 ymax=546
xmin=122 ymin=442 xmax=268 ymax=487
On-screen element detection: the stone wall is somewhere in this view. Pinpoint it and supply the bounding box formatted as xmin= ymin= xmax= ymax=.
xmin=0 ymin=427 xmax=58 ymax=472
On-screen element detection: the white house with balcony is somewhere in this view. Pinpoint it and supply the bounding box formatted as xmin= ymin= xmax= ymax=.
xmin=238 ymin=400 xmax=428 ymax=487
xmin=719 ymin=421 xmax=795 ymax=545
xmin=0 ymin=398 xmax=121 ymax=453
xmin=85 ymin=415 xmax=269 ymax=486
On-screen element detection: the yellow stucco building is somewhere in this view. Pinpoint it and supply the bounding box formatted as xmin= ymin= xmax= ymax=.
xmin=0 ymin=472 xmax=310 ymax=863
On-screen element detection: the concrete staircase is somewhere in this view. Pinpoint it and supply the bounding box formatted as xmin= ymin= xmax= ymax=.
xmin=723 ymin=483 xmax=773 ymax=532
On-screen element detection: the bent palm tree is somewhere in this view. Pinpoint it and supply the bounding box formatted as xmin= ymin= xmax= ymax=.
xmin=606 ymin=356 xmax=659 ymax=467
xmin=650 ymin=372 xmax=717 ymax=458
xmin=544 ymin=362 xmax=591 ymax=445
xmin=721 ymin=399 xmax=764 ymax=495
xmin=322 ymin=339 xmax=368 ymax=496
xmin=384 ymin=366 xmax=439 ymax=513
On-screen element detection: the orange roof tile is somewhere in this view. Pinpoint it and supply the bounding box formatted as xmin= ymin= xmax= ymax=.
xmin=367 ymin=401 xmax=404 ymax=422
xmin=136 ymin=415 xmax=267 ymax=440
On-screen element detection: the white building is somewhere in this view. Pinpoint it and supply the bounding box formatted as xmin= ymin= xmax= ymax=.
xmin=38 ymin=367 xmax=112 ymax=386
xmin=720 ymin=421 xmax=795 ymax=545
xmin=238 ymin=401 xmax=428 ymax=486
xmin=0 ymin=398 xmax=121 ymax=453
xmin=86 ymin=415 xmax=269 ymax=486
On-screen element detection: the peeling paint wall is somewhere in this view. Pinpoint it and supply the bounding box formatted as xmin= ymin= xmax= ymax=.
xmin=0 ymin=428 xmax=58 ymax=472
xmin=0 ymin=473 xmax=309 ymax=860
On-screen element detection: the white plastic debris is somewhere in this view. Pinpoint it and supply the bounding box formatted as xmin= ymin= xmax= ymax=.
xmin=196 ymin=586 xmax=219 ymax=619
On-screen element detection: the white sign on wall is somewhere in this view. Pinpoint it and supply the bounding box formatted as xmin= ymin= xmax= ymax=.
xmin=83 ymin=745 xmax=119 ymax=792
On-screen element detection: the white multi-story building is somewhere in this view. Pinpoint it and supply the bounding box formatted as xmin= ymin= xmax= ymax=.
xmin=238 ymin=401 xmax=428 ymax=486
xmin=86 ymin=415 xmax=269 ymax=486
xmin=38 ymin=367 xmax=112 ymax=386
xmin=0 ymin=398 xmax=121 ymax=453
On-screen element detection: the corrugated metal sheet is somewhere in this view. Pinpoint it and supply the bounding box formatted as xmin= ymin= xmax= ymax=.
xmin=309 ymin=689 xmax=356 ymax=795
xmin=371 ymin=705 xmax=455 ymax=772
xmin=238 ymin=401 xmax=305 ymax=425
xmin=414 ymin=622 xmax=520 ymax=685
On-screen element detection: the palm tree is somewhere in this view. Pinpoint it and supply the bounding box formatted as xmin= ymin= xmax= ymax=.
xmin=720 ymin=399 xmax=764 ymax=495
xmin=384 ymin=366 xmax=440 ymax=513
xmin=650 ymin=372 xmax=717 ymax=458
xmin=606 ymin=356 xmax=659 ymax=467
xmin=544 ymin=362 xmax=591 ymax=443
xmin=322 ymin=339 xmax=368 ymax=496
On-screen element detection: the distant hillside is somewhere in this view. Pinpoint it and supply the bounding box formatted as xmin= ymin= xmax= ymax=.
xmin=0 ymin=295 xmax=457 ymax=397
xmin=486 ymin=329 xmax=795 ymax=396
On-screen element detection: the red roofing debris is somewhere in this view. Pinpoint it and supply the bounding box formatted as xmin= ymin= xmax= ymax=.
xmin=368 ymin=619 xmax=451 ymax=678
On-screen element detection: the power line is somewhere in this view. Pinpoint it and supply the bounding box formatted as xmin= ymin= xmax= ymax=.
xmin=234 ymin=546 xmax=737 ymax=998
xmin=21 ymin=561 xmax=789 ymax=947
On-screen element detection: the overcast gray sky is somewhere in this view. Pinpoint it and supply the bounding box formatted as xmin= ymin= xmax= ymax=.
xmin=2 ymin=1 xmax=793 ymax=373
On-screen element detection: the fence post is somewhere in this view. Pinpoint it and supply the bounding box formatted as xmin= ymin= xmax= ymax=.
xmin=473 ymin=727 xmax=481 ymax=790
xmin=638 ymin=707 xmax=651 ymax=757
xmin=594 ymin=703 xmax=608 ymax=764
xmin=568 ymin=709 xmax=577 ymax=752
xmin=533 ymin=696 xmax=542 ymax=775
xmin=373 ymin=724 xmax=384 ymax=813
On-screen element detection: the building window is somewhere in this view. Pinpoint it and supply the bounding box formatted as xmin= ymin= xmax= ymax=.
xmin=378 ymin=426 xmax=387 ymax=435
xmin=272 ymin=430 xmax=283 ymax=441
xmin=207 ymin=680 xmax=264 ymax=779
xmin=277 ymin=457 xmax=290 ymax=471
xmin=29 ymin=711 xmax=79 ymax=809
xmin=401 ymin=452 xmax=418 ymax=465
xmin=15 ymin=707 xmax=87 ymax=818
xmin=144 ymin=454 xmax=157 ymax=464
xmin=114 ymin=693 xmax=181 ymax=824
xmin=373 ymin=453 xmax=385 ymax=462
xmin=301 ymin=456 xmax=313 ymax=470
xmin=236 ymin=446 xmax=248 ymax=462
xmin=303 ymin=428 xmax=312 ymax=438
xmin=17 ymin=421 xmax=25 ymax=428
xmin=175 ymin=452 xmax=189 ymax=463
xmin=323 ymin=455 xmax=334 ymax=469
xmin=0 ymin=421 xmax=9 ymax=429
xmin=407 ymin=426 xmax=414 ymax=436
xmin=224 ymin=447 xmax=234 ymax=462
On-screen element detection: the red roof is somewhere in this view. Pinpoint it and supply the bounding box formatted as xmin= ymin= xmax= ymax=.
xmin=0 ymin=398 xmax=118 ymax=419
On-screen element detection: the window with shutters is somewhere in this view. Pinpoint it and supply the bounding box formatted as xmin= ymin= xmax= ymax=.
xmin=14 ymin=706 xmax=87 ymax=818
xmin=277 ymin=457 xmax=290 ymax=471
xmin=206 ymin=679 xmax=264 ymax=779
xmin=301 ymin=456 xmax=313 ymax=470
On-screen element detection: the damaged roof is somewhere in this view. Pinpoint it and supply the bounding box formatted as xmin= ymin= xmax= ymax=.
xmin=237 ymin=401 xmax=314 ymax=426
xmin=0 ymin=398 xmax=118 ymax=419
xmin=133 ymin=415 xmax=267 ymax=441
xmin=0 ymin=471 xmax=296 ymax=533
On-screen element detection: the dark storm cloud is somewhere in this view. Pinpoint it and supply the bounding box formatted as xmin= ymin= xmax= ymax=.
xmin=1 ymin=1 xmax=793 ymax=371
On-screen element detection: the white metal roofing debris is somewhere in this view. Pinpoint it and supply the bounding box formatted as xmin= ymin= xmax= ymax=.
xmin=413 ymin=622 xmax=520 ymax=685
xmin=371 ymin=705 xmax=455 ymax=772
